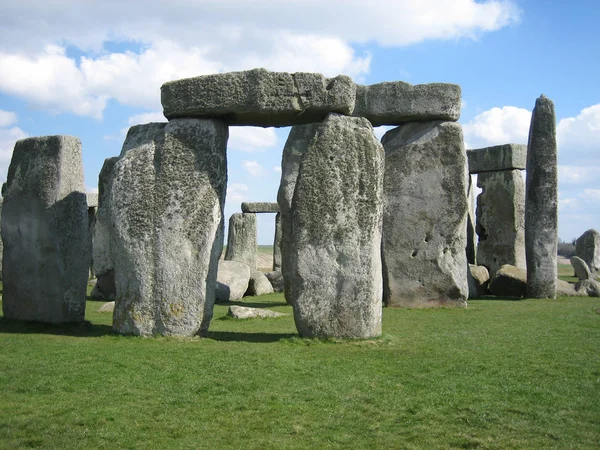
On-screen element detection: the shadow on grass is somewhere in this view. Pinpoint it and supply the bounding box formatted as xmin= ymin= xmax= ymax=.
xmin=471 ymin=295 xmax=526 ymax=301
xmin=206 ymin=330 xmax=297 ymax=343
xmin=225 ymin=299 xmax=289 ymax=308
xmin=0 ymin=317 xmax=114 ymax=337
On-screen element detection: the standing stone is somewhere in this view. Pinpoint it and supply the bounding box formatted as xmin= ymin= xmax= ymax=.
xmin=570 ymin=256 xmax=592 ymax=281
xmin=224 ymin=213 xmax=257 ymax=270
xmin=1 ymin=136 xmax=90 ymax=323
xmin=466 ymin=176 xmax=477 ymax=265
xmin=525 ymin=95 xmax=558 ymax=299
xmin=277 ymin=123 xmax=321 ymax=304
xmin=575 ymin=229 xmax=600 ymax=275
xmin=0 ymin=200 xmax=3 ymax=281
xmin=288 ymin=114 xmax=384 ymax=338
xmin=476 ymin=169 xmax=525 ymax=275
xmin=108 ymin=119 xmax=227 ymax=336
xmin=273 ymin=212 xmax=282 ymax=271
xmin=91 ymin=157 xmax=119 ymax=300
xmin=382 ymin=121 xmax=469 ymax=308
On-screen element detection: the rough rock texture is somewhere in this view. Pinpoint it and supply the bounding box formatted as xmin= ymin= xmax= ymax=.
xmin=467 ymin=144 xmax=527 ymax=174
xmin=241 ymin=202 xmax=279 ymax=213
xmin=476 ymin=170 xmax=526 ymax=276
xmin=570 ymin=256 xmax=592 ymax=281
xmin=273 ymin=212 xmax=282 ymax=271
xmin=466 ymin=176 xmax=477 ymax=265
xmin=224 ymin=213 xmax=257 ymax=270
xmin=575 ymin=279 xmax=600 ymax=297
xmin=215 ymin=260 xmax=251 ymax=302
xmin=1 ymin=136 xmax=91 ymax=323
xmin=353 ymin=82 xmax=461 ymax=126
xmin=245 ymin=271 xmax=275 ymax=296
xmin=287 ymin=114 xmax=384 ymax=338
xmin=382 ymin=121 xmax=469 ymax=308
xmin=227 ymin=305 xmax=286 ymax=319
xmin=556 ymin=279 xmax=583 ymax=297
xmin=87 ymin=193 xmax=98 ymax=208
xmin=97 ymin=301 xmax=115 ymax=313
xmin=0 ymin=201 xmax=3 ymax=281
xmin=575 ymin=229 xmax=600 ymax=275
xmin=162 ymin=68 xmax=356 ymax=126
xmin=488 ymin=265 xmax=527 ymax=297
xmin=265 ymin=270 xmax=284 ymax=293
xmin=468 ymin=264 xmax=490 ymax=298
xmin=277 ymin=123 xmax=321 ymax=303
xmin=108 ymin=120 xmax=227 ymax=336
xmin=525 ymin=95 xmax=558 ymax=299
xmin=92 ymin=157 xmax=119 ymax=300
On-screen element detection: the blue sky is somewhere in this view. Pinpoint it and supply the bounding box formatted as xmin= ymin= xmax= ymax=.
xmin=0 ymin=0 xmax=598 ymax=243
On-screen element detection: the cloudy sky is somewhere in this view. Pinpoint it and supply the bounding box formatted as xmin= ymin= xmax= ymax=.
xmin=0 ymin=0 xmax=598 ymax=243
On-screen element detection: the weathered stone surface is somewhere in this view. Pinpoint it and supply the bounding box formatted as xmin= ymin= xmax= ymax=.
xmin=0 ymin=201 xmax=3 ymax=281
xmin=1 ymin=136 xmax=91 ymax=323
xmin=525 ymin=95 xmax=558 ymax=299
xmin=467 ymin=144 xmax=527 ymax=174
xmin=353 ymin=82 xmax=461 ymax=126
xmin=87 ymin=193 xmax=98 ymax=208
xmin=382 ymin=121 xmax=469 ymax=308
xmin=161 ymin=68 xmax=356 ymax=126
xmin=93 ymin=157 xmax=119 ymax=280
xmin=215 ymin=260 xmax=251 ymax=302
xmin=108 ymin=119 xmax=227 ymax=336
xmin=241 ymin=202 xmax=279 ymax=213
xmin=476 ymin=170 xmax=525 ymax=276
xmin=227 ymin=305 xmax=286 ymax=319
xmin=224 ymin=213 xmax=257 ymax=270
xmin=468 ymin=264 xmax=490 ymax=298
xmin=574 ymin=279 xmax=600 ymax=297
xmin=557 ymin=279 xmax=583 ymax=297
xmin=570 ymin=256 xmax=592 ymax=281
xmin=97 ymin=301 xmax=115 ymax=313
xmin=466 ymin=176 xmax=477 ymax=265
xmin=273 ymin=212 xmax=282 ymax=271
xmin=288 ymin=114 xmax=384 ymax=338
xmin=264 ymin=270 xmax=284 ymax=293
xmin=488 ymin=264 xmax=527 ymax=297
xmin=277 ymin=123 xmax=321 ymax=303
xmin=90 ymin=269 xmax=116 ymax=300
xmin=245 ymin=271 xmax=274 ymax=296
xmin=575 ymin=229 xmax=600 ymax=275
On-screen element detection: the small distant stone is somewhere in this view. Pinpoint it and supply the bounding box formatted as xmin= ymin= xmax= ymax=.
xmin=570 ymin=256 xmax=592 ymax=281
xmin=97 ymin=301 xmax=115 ymax=312
xmin=227 ymin=305 xmax=287 ymax=319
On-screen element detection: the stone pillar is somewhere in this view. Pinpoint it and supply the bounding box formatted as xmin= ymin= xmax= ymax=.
xmin=466 ymin=176 xmax=477 ymax=265
xmin=1 ymin=136 xmax=91 ymax=323
xmin=224 ymin=213 xmax=257 ymax=270
xmin=382 ymin=121 xmax=468 ymax=308
xmin=525 ymin=95 xmax=558 ymax=298
xmin=273 ymin=212 xmax=282 ymax=271
xmin=575 ymin=229 xmax=600 ymax=275
xmin=108 ymin=119 xmax=228 ymax=336
xmin=288 ymin=114 xmax=384 ymax=338
xmin=277 ymin=123 xmax=321 ymax=304
xmin=476 ymin=169 xmax=525 ymax=275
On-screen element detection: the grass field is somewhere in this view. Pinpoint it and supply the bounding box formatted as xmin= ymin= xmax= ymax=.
xmin=1 ymin=288 xmax=599 ymax=449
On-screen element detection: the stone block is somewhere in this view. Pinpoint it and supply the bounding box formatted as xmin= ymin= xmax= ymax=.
xmin=241 ymin=202 xmax=280 ymax=213
xmin=467 ymin=144 xmax=527 ymax=174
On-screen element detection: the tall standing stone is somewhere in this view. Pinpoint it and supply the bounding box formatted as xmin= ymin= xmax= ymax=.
xmin=476 ymin=169 xmax=525 ymax=275
xmin=575 ymin=229 xmax=600 ymax=275
xmin=382 ymin=121 xmax=469 ymax=308
xmin=525 ymin=95 xmax=558 ymax=298
xmin=273 ymin=212 xmax=282 ymax=271
xmin=1 ymin=136 xmax=91 ymax=323
xmin=277 ymin=123 xmax=321 ymax=304
xmin=224 ymin=213 xmax=257 ymax=270
xmin=288 ymin=114 xmax=384 ymax=338
xmin=466 ymin=176 xmax=477 ymax=265
xmin=108 ymin=119 xmax=227 ymax=336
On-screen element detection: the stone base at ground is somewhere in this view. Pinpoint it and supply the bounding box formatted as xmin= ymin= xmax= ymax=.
xmin=245 ymin=271 xmax=274 ymax=296
xmin=488 ymin=265 xmax=527 ymax=297
xmin=216 ymin=260 xmax=251 ymax=302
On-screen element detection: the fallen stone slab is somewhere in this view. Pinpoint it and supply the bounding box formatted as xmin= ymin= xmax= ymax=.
xmin=245 ymin=271 xmax=274 ymax=296
xmin=467 ymin=144 xmax=527 ymax=174
xmin=353 ymin=81 xmax=461 ymax=126
xmin=1 ymin=135 xmax=90 ymax=324
xmin=97 ymin=301 xmax=115 ymax=312
xmin=241 ymin=202 xmax=280 ymax=213
xmin=227 ymin=305 xmax=287 ymax=319
xmin=574 ymin=279 xmax=600 ymax=297
xmin=570 ymin=256 xmax=592 ymax=281
xmin=161 ymin=68 xmax=356 ymax=126
xmin=468 ymin=264 xmax=490 ymax=298
xmin=216 ymin=260 xmax=251 ymax=303
xmin=557 ymin=279 xmax=585 ymax=297
xmin=488 ymin=264 xmax=527 ymax=297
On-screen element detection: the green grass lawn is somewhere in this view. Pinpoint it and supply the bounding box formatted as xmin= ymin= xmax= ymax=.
xmin=1 ymin=291 xmax=599 ymax=449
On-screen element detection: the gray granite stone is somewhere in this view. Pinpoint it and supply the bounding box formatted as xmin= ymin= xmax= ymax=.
xmin=224 ymin=213 xmax=257 ymax=270
xmin=570 ymin=256 xmax=592 ymax=281
xmin=575 ymin=229 xmax=600 ymax=275
xmin=241 ymin=202 xmax=279 ymax=213
xmin=467 ymin=144 xmax=527 ymax=174
xmin=215 ymin=260 xmax=251 ymax=302
xmin=273 ymin=212 xmax=282 ymax=271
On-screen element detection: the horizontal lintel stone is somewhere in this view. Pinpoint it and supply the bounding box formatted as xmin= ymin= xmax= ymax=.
xmin=467 ymin=144 xmax=527 ymax=174
xmin=241 ymin=202 xmax=280 ymax=213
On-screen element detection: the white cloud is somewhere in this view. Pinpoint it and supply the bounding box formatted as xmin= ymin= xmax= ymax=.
xmin=273 ymin=166 xmax=282 ymax=174
xmin=226 ymin=182 xmax=249 ymax=203
xmin=0 ymin=110 xmax=17 ymax=127
xmin=242 ymin=160 xmax=268 ymax=177
xmin=582 ymin=189 xmax=600 ymax=202
xmin=462 ymin=106 xmax=531 ymax=149
xmin=127 ymin=111 xmax=167 ymax=126
xmin=557 ymin=104 xmax=600 ymax=166
xmin=558 ymin=165 xmax=600 ymax=186
xmin=228 ymin=127 xmax=278 ymax=152
xmin=0 ymin=126 xmax=29 ymax=184
xmin=373 ymin=125 xmax=395 ymax=141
